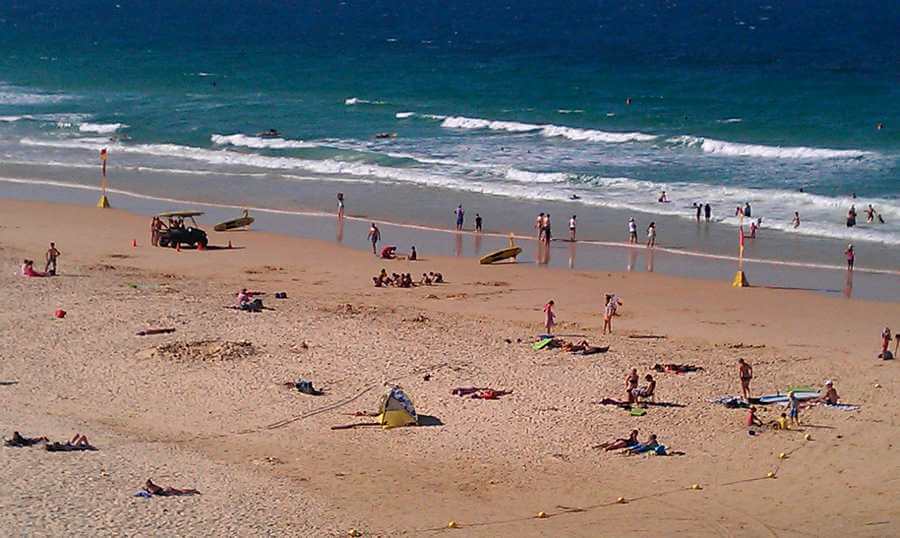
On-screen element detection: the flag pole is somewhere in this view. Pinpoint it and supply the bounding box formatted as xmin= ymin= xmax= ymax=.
xmin=97 ymin=147 xmax=110 ymax=208
xmin=732 ymin=211 xmax=749 ymax=287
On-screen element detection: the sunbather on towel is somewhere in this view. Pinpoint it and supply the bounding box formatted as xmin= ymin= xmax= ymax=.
xmin=595 ymin=430 xmax=639 ymax=451
xmin=471 ymin=389 xmax=511 ymax=400
xmin=625 ymin=434 xmax=659 ymax=455
xmin=562 ymin=340 xmax=589 ymax=353
xmin=653 ymin=363 xmax=702 ymax=374
xmin=45 ymin=433 xmax=96 ymax=452
xmin=144 ymin=479 xmax=200 ymax=496
xmin=4 ymin=431 xmax=48 ymax=447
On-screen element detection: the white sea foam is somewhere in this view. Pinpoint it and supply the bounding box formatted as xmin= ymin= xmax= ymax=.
xmin=438 ymin=115 xmax=657 ymax=143
xmin=78 ymin=122 xmax=127 ymax=134
xmin=670 ymin=135 xmax=871 ymax=160
xmin=717 ymin=118 xmax=743 ymax=123
xmin=504 ymin=168 xmax=569 ymax=183
xmin=395 ymin=112 xmax=415 ymax=119
xmin=344 ymin=97 xmax=387 ymax=105
xmin=557 ymin=109 xmax=584 ymax=114
xmin=211 ymin=133 xmax=318 ymax=149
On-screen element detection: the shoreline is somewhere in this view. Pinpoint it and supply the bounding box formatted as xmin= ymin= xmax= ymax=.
xmin=2 ymin=174 xmax=899 ymax=303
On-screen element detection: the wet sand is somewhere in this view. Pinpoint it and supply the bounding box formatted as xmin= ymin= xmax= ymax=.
xmin=2 ymin=197 xmax=900 ymax=536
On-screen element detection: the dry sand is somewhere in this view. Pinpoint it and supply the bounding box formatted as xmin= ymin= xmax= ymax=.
xmin=1 ymin=198 xmax=899 ymax=536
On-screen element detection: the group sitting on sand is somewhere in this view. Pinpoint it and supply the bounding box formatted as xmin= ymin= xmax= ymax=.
xmin=373 ymin=269 xmax=443 ymax=288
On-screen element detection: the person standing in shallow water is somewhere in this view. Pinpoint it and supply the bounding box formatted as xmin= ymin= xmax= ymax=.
xmin=704 ymin=203 xmax=711 ymax=222
xmin=646 ymin=222 xmax=656 ymax=248
xmin=454 ymin=204 xmax=465 ymax=231
xmin=845 ymin=244 xmax=854 ymax=271
xmin=367 ymin=223 xmax=381 ymax=255
xmin=474 ymin=213 xmax=482 ymax=232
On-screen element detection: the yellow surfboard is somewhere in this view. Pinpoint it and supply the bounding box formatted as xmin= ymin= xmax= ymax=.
xmin=480 ymin=246 xmax=522 ymax=265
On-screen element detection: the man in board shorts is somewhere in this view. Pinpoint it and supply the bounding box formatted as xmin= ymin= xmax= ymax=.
xmin=628 ymin=217 xmax=637 ymax=244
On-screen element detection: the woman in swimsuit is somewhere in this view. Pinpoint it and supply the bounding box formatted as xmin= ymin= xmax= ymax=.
xmin=596 ymin=430 xmax=640 ymax=451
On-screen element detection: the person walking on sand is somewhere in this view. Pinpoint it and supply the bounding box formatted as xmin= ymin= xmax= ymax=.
xmin=45 ymin=242 xmax=60 ymax=275
xmin=738 ymin=358 xmax=753 ymax=401
xmin=704 ymin=203 xmax=711 ymax=222
xmin=628 ymin=217 xmax=638 ymax=244
xmin=337 ymin=192 xmax=345 ymax=219
xmin=454 ymin=204 xmax=465 ymax=231
xmin=845 ymin=243 xmax=854 ymax=271
xmin=646 ymin=222 xmax=657 ymax=248
xmin=543 ymin=300 xmax=556 ymax=335
xmin=475 ymin=213 xmax=482 ymax=232
xmin=792 ymin=212 xmax=800 ymax=228
xmin=602 ymin=294 xmax=621 ymax=335
xmin=367 ymin=223 xmax=381 ymax=255
xmin=569 ymin=215 xmax=577 ymax=241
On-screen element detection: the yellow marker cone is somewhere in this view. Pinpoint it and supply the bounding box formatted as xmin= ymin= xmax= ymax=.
xmin=617 ymin=497 xmax=627 ymax=504
xmin=536 ymin=512 xmax=547 ymax=519
xmin=691 ymin=483 xmax=702 ymax=490
xmin=347 ymin=530 xmax=362 ymax=537
xmin=731 ymin=270 xmax=749 ymax=287
xmin=804 ymin=434 xmax=812 ymax=441
xmin=97 ymin=194 xmax=110 ymax=208
xmin=778 ymin=452 xmax=787 ymax=459
xmin=447 ymin=521 xmax=458 ymax=529
xmin=767 ymin=472 xmax=776 ymax=478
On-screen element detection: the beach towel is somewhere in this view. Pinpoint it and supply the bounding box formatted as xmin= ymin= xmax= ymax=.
xmin=825 ymin=403 xmax=860 ymax=411
xmin=630 ymin=407 xmax=647 ymax=417
xmin=532 ymin=338 xmax=555 ymax=351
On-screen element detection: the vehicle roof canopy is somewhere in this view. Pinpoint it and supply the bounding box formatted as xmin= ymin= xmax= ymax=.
xmin=156 ymin=211 xmax=205 ymax=218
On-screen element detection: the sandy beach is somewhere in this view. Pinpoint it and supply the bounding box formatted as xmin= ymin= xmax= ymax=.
xmin=2 ymin=197 xmax=900 ymax=536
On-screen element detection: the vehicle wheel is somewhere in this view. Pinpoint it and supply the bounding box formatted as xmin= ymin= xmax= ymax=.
xmin=159 ymin=238 xmax=169 ymax=247
xmin=199 ymin=238 xmax=208 ymax=249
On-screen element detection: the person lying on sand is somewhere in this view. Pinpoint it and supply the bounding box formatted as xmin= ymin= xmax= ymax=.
xmin=595 ymin=429 xmax=639 ymax=451
xmin=653 ymin=363 xmax=702 ymax=374
xmin=4 ymin=431 xmax=49 ymax=447
xmin=45 ymin=433 xmax=96 ymax=452
xmin=624 ymin=434 xmax=661 ymax=455
xmin=562 ymin=339 xmax=590 ymax=353
xmin=144 ymin=479 xmax=200 ymax=497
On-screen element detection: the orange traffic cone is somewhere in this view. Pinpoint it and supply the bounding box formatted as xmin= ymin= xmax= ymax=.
xmin=131 ymin=239 xmax=137 ymax=248
xmin=227 ymin=240 xmax=233 ymax=249
xmin=176 ymin=243 xmax=181 ymax=253
xmin=197 ymin=241 xmax=206 ymax=251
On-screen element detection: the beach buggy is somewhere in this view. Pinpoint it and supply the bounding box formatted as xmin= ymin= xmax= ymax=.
xmin=155 ymin=211 xmax=209 ymax=249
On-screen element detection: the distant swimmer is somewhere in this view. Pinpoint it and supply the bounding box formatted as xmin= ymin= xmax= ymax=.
xmin=876 ymin=122 xmax=885 ymax=130
xmin=375 ymin=132 xmax=397 ymax=139
xmin=628 ymin=217 xmax=638 ymax=244
xmin=257 ymin=129 xmax=280 ymax=138
xmin=865 ymin=204 xmax=875 ymax=223
xmin=570 ymin=194 xmax=581 ymax=200
xmin=704 ymin=203 xmax=711 ymax=222
xmin=646 ymin=222 xmax=657 ymax=248
xmin=658 ymin=190 xmax=669 ymax=203
xmin=791 ymin=211 xmax=800 ymax=228
xmin=743 ymin=202 xmax=752 ymax=218
xmin=625 ymin=97 xmax=633 ymax=105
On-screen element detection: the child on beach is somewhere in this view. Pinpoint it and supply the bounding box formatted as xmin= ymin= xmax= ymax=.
xmin=602 ymin=294 xmax=622 ymax=335
xmin=337 ymin=192 xmax=345 ymax=218
xmin=770 ymin=412 xmax=789 ymax=430
xmin=569 ymin=215 xmax=577 ymax=241
xmin=880 ymin=327 xmax=891 ymax=358
xmin=788 ymin=391 xmax=801 ymax=426
xmin=646 ymin=222 xmax=657 ymax=247
xmin=845 ymin=244 xmax=854 ymax=270
xmin=475 ymin=213 xmax=482 ymax=232
xmin=746 ymin=407 xmax=763 ymax=428
xmin=45 ymin=242 xmax=60 ymax=275
xmin=535 ymin=213 xmax=545 ymax=241
xmin=543 ymin=300 xmax=556 ymax=334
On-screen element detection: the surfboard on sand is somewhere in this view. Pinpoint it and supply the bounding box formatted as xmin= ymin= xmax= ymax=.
xmin=214 ymin=216 xmax=255 ymax=231
xmin=480 ymin=246 xmax=522 ymax=265
xmin=532 ymin=337 xmax=554 ymax=351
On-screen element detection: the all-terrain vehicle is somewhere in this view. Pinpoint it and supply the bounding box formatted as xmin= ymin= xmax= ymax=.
xmin=156 ymin=211 xmax=209 ymax=249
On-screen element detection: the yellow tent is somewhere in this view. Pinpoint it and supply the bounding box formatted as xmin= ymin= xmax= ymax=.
xmin=377 ymin=386 xmax=418 ymax=429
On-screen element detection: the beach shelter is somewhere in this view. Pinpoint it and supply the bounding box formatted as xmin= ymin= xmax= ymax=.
xmin=377 ymin=385 xmax=418 ymax=429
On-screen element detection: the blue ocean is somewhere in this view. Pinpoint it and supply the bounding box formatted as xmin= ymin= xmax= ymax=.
xmin=1 ymin=1 xmax=898 ymax=246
